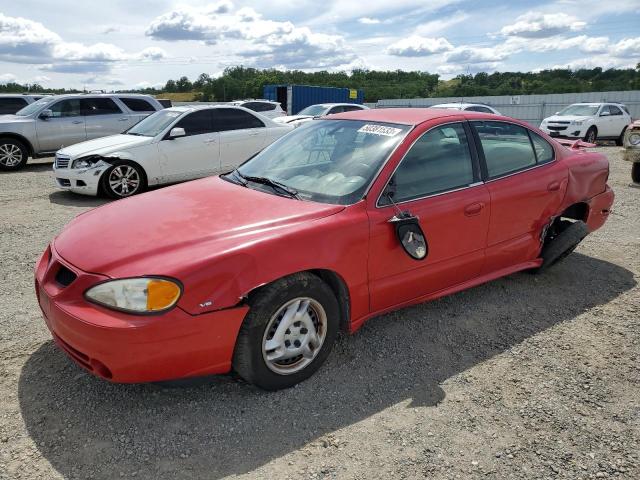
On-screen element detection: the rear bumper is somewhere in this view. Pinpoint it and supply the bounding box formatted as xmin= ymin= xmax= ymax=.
xmin=586 ymin=186 xmax=614 ymax=232
xmin=35 ymin=245 xmax=249 ymax=383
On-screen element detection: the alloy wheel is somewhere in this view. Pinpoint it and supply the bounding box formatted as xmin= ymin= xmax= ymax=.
xmin=262 ymin=297 xmax=327 ymax=375
xmin=0 ymin=143 xmax=23 ymax=167
xmin=108 ymin=165 xmax=140 ymax=197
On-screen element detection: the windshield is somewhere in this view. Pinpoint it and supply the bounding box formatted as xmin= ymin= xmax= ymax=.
xmin=557 ymin=105 xmax=599 ymax=116
xmin=126 ymin=109 xmax=183 ymax=137
xmin=297 ymin=105 xmax=329 ymax=116
xmin=235 ymin=119 xmax=410 ymax=205
xmin=15 ymin=98 xmax=52 ymax=116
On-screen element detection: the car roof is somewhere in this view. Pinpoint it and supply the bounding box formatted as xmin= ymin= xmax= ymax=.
xmin=311 ymin=103 xmax=365 ymax=108
xmin=570 ymin=102 xmax=626 ymax=106
xmin=326 ymin=107 xmax=479 ymax=126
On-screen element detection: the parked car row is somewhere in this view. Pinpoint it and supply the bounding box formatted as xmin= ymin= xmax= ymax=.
xmin=35 ymin=106 xmax=614 ymax=390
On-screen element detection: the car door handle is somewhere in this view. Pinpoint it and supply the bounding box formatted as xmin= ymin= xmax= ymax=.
xmin=547 ymin=181 xmax=561 ymax=192
xmin=118 ymin=117 xmax=129 ymax=121
xmin=248 ymin=132 xmax=261 ymax=136
xmin=204 ymin=138 xmax=217 ymax=144
xmin=71 ymin=120 xmax=83 ymax=124
xmin=464 ymin=202 xmax=484 ymax=216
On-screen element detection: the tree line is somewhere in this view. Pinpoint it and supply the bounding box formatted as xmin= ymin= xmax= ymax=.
xmin=3 ymin=65 xmax=639 ymax=102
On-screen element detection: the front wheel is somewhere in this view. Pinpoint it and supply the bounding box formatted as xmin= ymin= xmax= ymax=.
xmin=584 ymin=127 xmax=597 ymax=144
xmin=632 ymin=162 xmax=640 ymax=184
xmin=0 ymin=138 xmax=28 ymax=171
xmin=233 ymin=272 xmax=339 ymax=390
xmin=101 ymin=161 xmax=146 ymax=199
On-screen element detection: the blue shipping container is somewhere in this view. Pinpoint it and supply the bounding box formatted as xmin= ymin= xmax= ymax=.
xmin=263 ymin=84 xmax=365 ymax=115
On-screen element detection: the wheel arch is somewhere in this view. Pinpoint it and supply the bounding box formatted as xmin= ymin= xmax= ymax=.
xmin=0 ymin=133 xmax=34 ymax=157
xmin=98 ymin=157 xmax=148 ymax=196
xmin=246 ymin=268 xmax=352 ymax=333
xmin=559 ymin=201 xmax=589 ymax=222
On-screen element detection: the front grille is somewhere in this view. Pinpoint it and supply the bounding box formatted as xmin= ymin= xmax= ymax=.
xmin=55 ymin=265 xmax=77 ymax=287
xmin=551 ymin=121 xmax=571 ymax=125
xmin=548 ymin=126 xmax=568 ymax=131
xmin=55 ymin=155 xmax=70 ymax=168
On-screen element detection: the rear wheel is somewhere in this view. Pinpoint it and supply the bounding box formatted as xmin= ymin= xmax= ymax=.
xmin=232 ymin=272 xmax=339 ymax=390
xmin=632 ymin=162 xmax=640 ymax=184
xmin=101 ymin=161 xmax=146 ymax=199
xmin=584 ymin=127 xmax=597 ymax=144
xmin=0 ymin=138 xmax=28 ymax=171
xmin=535 ymin=220 xmax=589 ymax=273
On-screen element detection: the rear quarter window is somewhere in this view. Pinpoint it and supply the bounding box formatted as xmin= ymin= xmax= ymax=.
xmin=119 ymin=97 xmax=156 ymax=112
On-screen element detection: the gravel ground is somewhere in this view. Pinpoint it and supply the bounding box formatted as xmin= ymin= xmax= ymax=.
xmin=0 ymin=148 xmax=638 ymax=480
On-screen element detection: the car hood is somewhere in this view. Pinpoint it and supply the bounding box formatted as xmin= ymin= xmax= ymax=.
xmin=0 ymin=114 xmax=33 ymax=124
xmin=273 ymin=115 xmax=313 ymax=124
xmin=54 ymin=176 xmax=345 ymax=276
xmin=545 ymin=115 xmax=592 ymax=123
xmin=57 ymin=134 xmax=152 ymax=158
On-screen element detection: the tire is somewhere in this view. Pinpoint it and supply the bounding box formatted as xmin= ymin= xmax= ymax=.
xmin=0 ymin=137 xmax=28 ymax=171
xmin=632 ymin=162 xmax=640 ymax=184
xmin=584 ymin=127 xmax=597 ymax=144
xmin=536 ymin=220 xmax=589 ymax=273
xmin=232 ymin=272 xmax=339 ymax=390
xmin=616 ymin=127 xmax=627 ymax=147
xmin=100 ymin=161 xmax=146 ymax=199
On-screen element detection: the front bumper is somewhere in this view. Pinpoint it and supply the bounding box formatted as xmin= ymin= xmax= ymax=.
xmin=35 ymin=244 xmax=249 ymax=383
xmin=52 ymin=165 xmax=103 ymax=196
xmin=540 ymin=125 xmax=585 ymax=139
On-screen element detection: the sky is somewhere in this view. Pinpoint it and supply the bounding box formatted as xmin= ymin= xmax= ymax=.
xmin=0 ymin=0 xmax=639 ymax=90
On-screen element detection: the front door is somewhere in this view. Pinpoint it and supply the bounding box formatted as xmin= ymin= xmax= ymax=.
xmin=368 ymin=121 xmax=490 ymax=312
xmin=158 ymin=109 xmax=220 ymax=182
xmin=35 ymin=99 xmax=86 ymax=152
xmin=470 ymin=120 xmax=568 ymax=272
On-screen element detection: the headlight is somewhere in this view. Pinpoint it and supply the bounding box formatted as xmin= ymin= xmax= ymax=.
xmin=629 ymin=133 xmax=640 ymax=146
xmin=72 ymin=156 xmax=103 ymax=169
xmin=85 ymin=277 xmax=182 ymax=314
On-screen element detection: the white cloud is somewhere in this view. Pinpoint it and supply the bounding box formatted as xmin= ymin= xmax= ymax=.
xmin=444 ymin=46 xmax=509 ymax=64
xmin=610 ymin=37 xmax=640 ymax=58
xmin=504 ymin=35 xmax=610 ymax=54
xmin=386 ymin=36 xmax=453 ymax=56
xmin=0 ymin=73 xmax=18 ymax=84
xmin=358 ymin=17 xmax=380 ymax=25
xmin=33 ymin=75 xmax=51 ymax=83
xmin=500 ymin=12 xmax=586 ymax=38
xmin=0 ymin=13 xmax=60 ymax=62
xmin=146 ymin=4 xmax=356 ymax=68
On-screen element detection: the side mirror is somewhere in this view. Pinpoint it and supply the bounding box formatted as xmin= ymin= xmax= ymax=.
xmin=168 ymin=127 xmax=185 ymax=139
xmin=39 ymin=109 xmax=52 ymax=120
xmin=600 ymin=111 xmax=610 ymax=117
xmin=389 ymin=212 xmax=428 ymax=260
xmin=554 ymin=111 xmax=559 ymax=115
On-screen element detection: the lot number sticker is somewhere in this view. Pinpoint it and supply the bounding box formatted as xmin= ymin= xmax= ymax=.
xmin=358 ymin=124 xmax=402 ymax=137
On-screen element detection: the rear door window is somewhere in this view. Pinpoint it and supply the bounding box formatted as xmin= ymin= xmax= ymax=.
xmin=81 ymin=98 xmax=122 ymax=116
xmin=212 ymin=108 xmax=265 ymax=131
xmin=0 ymin=97 xmax=28 ymax=114
xmin=607 ymin=105 xmax=622 ymax=116
xmin=466 ymin=106 xmax=493 ymax=113
xmin=119 ymin=97 xmax=156 ymax=112
xmin=472 ymin=121 xmax=537 ymax=178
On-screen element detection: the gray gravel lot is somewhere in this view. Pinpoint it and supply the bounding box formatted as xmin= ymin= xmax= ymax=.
xmin=1 ymin=148 xmax=638 ymax=480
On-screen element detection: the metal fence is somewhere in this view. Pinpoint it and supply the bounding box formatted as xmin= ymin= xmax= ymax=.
xmin=375 ymin=90 xmax=640 ymax=127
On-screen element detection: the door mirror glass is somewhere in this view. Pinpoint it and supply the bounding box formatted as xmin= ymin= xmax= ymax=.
xmin=39 ymin=109 xmax=52 ymax=119
xmin=168 ymin=127 xmax=186 ymax=139
xmin=392 ymin=213 xmax=428 ymax=260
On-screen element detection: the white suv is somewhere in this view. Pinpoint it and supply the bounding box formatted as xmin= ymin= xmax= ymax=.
xmin=229 ymin=100 xmax=285 ymax=119
xmin=0 ymin=93 xmax=164 ymax=170
xmin=430 ymin=102 xmax=502 ymax=115
xmin=540 ymin=103 xmax=631 ymax=145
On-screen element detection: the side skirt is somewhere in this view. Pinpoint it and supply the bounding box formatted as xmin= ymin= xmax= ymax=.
xmin=349 ymin=259 xmax=542 ymax=333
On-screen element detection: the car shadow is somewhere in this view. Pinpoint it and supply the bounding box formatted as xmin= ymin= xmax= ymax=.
xmin=48 ymin=191 xmax=110 ymax=208
xmin=1 ymin=161 xmax=54 ymax=173
xmin=19 ymin=253 xmax=635 ymax=479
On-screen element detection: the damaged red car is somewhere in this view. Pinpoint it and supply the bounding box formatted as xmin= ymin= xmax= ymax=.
xmin=35 ymin=109 xmax=614 ymax=390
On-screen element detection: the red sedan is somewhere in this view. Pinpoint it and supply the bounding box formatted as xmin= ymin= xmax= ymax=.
xmin=35 ymin=108 xmax=614 ymax=390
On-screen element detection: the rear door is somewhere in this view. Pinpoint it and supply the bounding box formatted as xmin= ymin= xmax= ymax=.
xmin=157 ymin=109 xmax=220 ymax=182
xmin=35 ymin=98 xmax=86 ymax=151
xmin=471 ymin=120 xmax=567 ymax=272
xmin=81 ymin=98 xmax=129 ymax=139
xmin=367 ymin=121 xmax=491 ymax=312
xmin=214 ymin=108 xmax=267 ymax=171
xmin=606 ymin=105 xmax=628 ymax=138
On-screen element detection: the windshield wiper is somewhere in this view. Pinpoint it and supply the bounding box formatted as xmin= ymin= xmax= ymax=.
xmin=233 ymin=170 xmax=299 ymax=199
